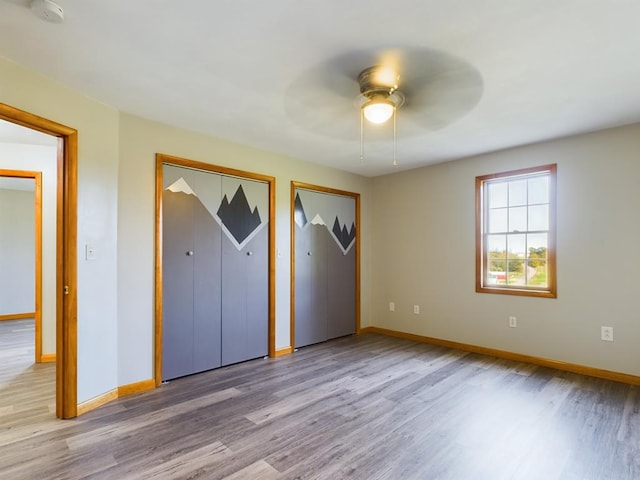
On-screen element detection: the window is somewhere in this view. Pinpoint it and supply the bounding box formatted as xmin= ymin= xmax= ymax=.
xmin=476 ymin=164 xmax=556 ymax=298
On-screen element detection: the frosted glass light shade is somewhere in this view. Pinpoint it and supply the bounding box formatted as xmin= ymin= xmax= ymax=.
xmin=363 ymin=101 xmax=394 ymax=124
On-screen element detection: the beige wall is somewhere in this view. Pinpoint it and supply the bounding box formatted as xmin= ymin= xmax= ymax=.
xmin=0 ymin=188 xmax=35 ymax=315
xmin=371 ymin=123 xmax=640 ymax=376
xmin=1 ymin=57 xmax=120 ymax=403
xmin=117 ymin=113 xmax=372 ymax=386
xmin=0 ymin=144 xmax=57 ymax=354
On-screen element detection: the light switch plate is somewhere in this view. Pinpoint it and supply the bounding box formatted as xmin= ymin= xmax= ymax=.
xmin=85 ymin=244 xmax=97 ymax=261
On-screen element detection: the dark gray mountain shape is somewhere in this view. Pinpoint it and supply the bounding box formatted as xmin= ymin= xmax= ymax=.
xmin=217 ymin=184 xmax=262 ymax=244
xmin=294 ymin=192 xmax=308 ymax=228
xmin=332 ymin=217 xmax=356 ymax=251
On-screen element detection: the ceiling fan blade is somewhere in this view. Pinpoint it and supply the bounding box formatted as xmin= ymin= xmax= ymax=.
xmin=284 ymin=46 xmax=483 ymax=140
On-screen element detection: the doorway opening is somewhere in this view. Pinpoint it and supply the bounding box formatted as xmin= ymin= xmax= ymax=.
xmin=0 ymin=104 xmax=78 ymax=418
xmin=0 ymin=171 xmax=44 ymax=362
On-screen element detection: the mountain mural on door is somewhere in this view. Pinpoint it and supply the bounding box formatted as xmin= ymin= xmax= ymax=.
xmin=162 ymin=166 xmax=269 ymax=378
xmin=217 ymin=185 xmax=262 ymax=245
xmin=165 ymin=176 xmax=266 ymax=250
xmin=294 ymin=191 xmax=356 ymax=254
xmin=294 ymin=188 xmax=356 ymax=347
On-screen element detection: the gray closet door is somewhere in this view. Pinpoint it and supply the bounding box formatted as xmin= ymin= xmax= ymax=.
xmin=327 ymin=238 xmax=356 ymax=339
xmin=163 ymin=165 xmax=269 ymax=379
xmin=294 ymin=188 xmax=356 ymax=348
xmin=191 ymin=170 xmax=223 ymax=373
xmin=162 ymin=171 xmax=196 ymax=380
xmin=220 ymin=176 xmax=269 ymax=365
xmin=294 ymin=218 xmax=328 ymax=347
xmin=162 ymin=165 xmax=222 ymax=380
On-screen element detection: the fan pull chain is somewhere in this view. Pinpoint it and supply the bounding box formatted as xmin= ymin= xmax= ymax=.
xmin=393 ymin=106 xmax=398 ymax=166
xmin=360 ymin=108 xmax=364 ymax=163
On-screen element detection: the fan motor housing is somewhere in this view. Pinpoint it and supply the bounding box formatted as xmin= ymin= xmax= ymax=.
xmin=358 ymin=66 xmax=399 ymax=96
xmin=357 ymin=66 xmax=405 ymax=111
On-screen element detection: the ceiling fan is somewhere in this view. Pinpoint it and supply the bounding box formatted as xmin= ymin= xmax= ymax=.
xmin=285 ymin=47 xmax=484 ymax=165
xmin=356 ymin=65 xmax=405 ymax=124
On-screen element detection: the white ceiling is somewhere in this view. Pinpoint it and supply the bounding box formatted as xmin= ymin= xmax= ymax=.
xmin=1 ymin=0 xmax=640 ymax=177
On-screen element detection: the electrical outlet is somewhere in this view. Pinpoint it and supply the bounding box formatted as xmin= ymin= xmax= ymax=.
xmin=509 ymin=316 xmax=517 ymax=328
xmin=389 ymin=302 xmax=395 ymax=312
xmin=413 ymin=305 xmax=420 ymax=314
xmin=601 ymin=326 xmax=613 ymax=342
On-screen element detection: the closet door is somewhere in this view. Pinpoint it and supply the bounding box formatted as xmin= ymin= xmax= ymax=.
xmin=294 ymin=188 xmax=356 ymax=348
xmin=191 ymin=170 xmax=223 ymax=372
xmin=220 ymin=176 xmax=269 ymax=365
xmin=294 ymin=210 xmax=328 ymax=348
xmin=162 ymin=166 xmax=196 ymax=380
xmin=327 ymin=211 xmax=356 ymax=339
xmin=162 ymin=165 xmax=222 ymax=380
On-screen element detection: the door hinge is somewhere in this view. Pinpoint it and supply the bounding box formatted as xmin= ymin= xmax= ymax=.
xmin=64 ymin=285 xmax=70 ymax=295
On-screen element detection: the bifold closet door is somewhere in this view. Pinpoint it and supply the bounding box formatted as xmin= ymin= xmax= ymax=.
xmin=327 ymin=231 xmax=356 ymax=339
xmin=220 ymin=176 xmax=269 ymax=365
xmin=294 ymin=188 xmax=356 ymax=348
xmin=162 ymin=165 xmax=222 ymax=380
xmin=294 ymin=217 xmax=328 ymax=347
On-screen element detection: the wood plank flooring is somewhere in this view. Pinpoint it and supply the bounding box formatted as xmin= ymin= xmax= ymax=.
xmin=0 ymin=319 xmax=55 ymax=420
xmin=1 ymin=322 xmax=639 ymax=479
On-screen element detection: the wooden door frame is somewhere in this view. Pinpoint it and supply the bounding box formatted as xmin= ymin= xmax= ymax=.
xmin=0 ymin=170 xmax=43 ymax=362
xmin=290 ymin=181 xmax=361 ymax=350
xmin=0 ymin=103 xmax=78 ymax=419
xmin=155 ymin=153 xmax=276 ymax=386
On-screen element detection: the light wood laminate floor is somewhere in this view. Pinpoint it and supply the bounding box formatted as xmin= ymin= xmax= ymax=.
xmin=1 ymin=320 xmax=639 ymax=479
xmin=0 ymin=319 xmax=55 ymax=421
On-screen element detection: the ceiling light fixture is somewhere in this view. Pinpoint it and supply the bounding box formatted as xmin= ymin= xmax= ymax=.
xmin=356 ymin=66 xmax=405 ymax=166
xmin=362 ymin=98 xmax=394 ymax=124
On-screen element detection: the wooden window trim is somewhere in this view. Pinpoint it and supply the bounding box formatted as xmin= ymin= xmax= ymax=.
xmin=475 ymin=164 xmax=557 ymax=298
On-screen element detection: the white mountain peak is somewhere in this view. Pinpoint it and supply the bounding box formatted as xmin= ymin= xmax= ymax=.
xmin=166 ymin=177 xmax=196 ymax=196
xmin=310 ymin=213 xmax=325 ymax=225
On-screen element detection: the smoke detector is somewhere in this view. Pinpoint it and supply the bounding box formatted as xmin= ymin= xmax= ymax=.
xmin=31 ymin=0 xmax=64 ymax=24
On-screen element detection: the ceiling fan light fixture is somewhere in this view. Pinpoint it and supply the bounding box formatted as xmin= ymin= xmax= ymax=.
xmin=357 ymin=65 xmax=407 ymax=166
xmin=362 ymin=99 xmax=394 ymax=124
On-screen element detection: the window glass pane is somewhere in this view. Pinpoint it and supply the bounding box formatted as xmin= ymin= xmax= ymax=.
xmin=487 ymin=234 xmax=506 ymax=255
xmin=526 ymin=233 xmax=548 ymax=259
xmin=508 ymin=206 xmax=527 ymax=232
xmin=488 ymin=207 xmax=507 ymax=233
xmin=488 ymin=182 xmax=507 ymax=208
xmin=508 ymin=180 xmax=527 ymax=206
xmin=527 ymin=260 xmax=547 ymax=287
xmin=486 ymin=268 xmax=506 ymax=285
xmin=506 ymin=259 xmax=526 ymax=285
xmin=528 ymin=204 xmax=548 ymax=231
xmin=506 ymin=235 xmax=526 ymax=285
xmin=528 ymin=176 xmax=549 ymax=204
xmin=507 ymin=233 xmax=526 ymax=258
xmin=487 ymin=234 xmax=506 ymax=283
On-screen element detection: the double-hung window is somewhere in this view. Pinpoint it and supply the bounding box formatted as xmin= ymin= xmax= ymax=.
xmin=476 ymin=164 xmax=556 ymax=298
